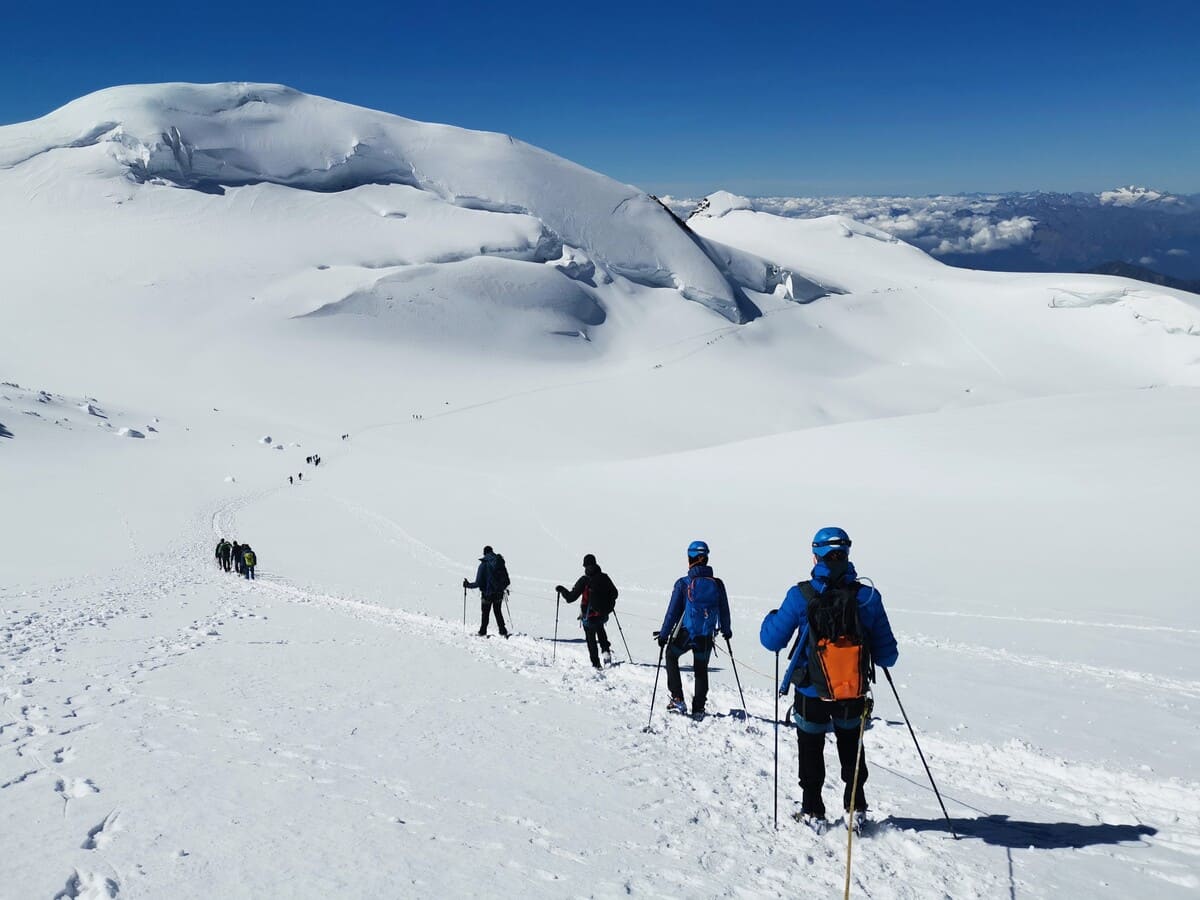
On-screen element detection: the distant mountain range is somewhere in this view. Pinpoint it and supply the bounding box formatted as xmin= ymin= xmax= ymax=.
xmin=1086 ymin=261 xmax=1200 ymax=293
xmin=661 ymin=188 xmax=1200 ymax=290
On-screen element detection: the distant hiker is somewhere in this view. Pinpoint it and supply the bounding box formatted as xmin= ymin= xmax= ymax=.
xmin=463 ymin=546 xmax=510 ymax=637
xmin=216 ymin=538 xmax=233 ymax=572
xmin=341 ymin=433 xmax=348 ymax=440
xmin=314 ymin=455 xmax=320 ymax=466
xmin=759 ymin=527 xmax=898 ymax=833
xmin=242 ymin=545 xmax=257 ymax=580
xmin=654 ymin=541 xmax=731 ymax=719
xmin=289 ymin=475 xmax=294 ymax=485
xmin=231 ymin=541 xmax=244 ymax=575
xmin=556 ymin=554 xmax=619 ymax=669
xmin=298 ymin=472 xmax=302 ymax=481
xmin=306 ymin=456 xmax=312 ymax=465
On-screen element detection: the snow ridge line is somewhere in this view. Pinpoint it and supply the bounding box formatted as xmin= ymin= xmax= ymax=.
xmin=247 ymin=573 xmax=1200 ymax=837
xmin=244 ymin=574 xmax=1010 ymax=898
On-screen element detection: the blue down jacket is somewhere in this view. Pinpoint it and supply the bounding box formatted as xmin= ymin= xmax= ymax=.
xmin=759 ymin=560 xmax=898 ymax=698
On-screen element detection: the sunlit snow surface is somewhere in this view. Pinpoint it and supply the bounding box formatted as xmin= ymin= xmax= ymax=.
xmin=1 ymin=84 xmax=1198 ymax=899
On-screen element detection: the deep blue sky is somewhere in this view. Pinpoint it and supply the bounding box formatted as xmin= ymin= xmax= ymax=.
xmin=2 ymin=1 xmax=1197 ymax=196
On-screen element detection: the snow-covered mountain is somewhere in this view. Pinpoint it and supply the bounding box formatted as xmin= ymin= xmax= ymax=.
xmin=2 ymin=84 xmax=1198 ymax=899
xmin=1098 ymin=185 xmax=1186 ymax=207
xmin=1 ymin=82 xmax=833 ymax=328
xmin=664 ymin=187 xmax=1200 ymax=282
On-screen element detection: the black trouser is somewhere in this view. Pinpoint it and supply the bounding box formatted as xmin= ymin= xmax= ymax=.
xmin=221 ymin=557 xmax=231 ymax=572
xmin=793 ymin=693 xmax=869 ymax=816
xmin=583 ymin=618 xmax=611 ymax=667
xmin=479 ymin=594 xmax=507 ymax=635
xmin=665 ymin=630 xmax=712 ymax=711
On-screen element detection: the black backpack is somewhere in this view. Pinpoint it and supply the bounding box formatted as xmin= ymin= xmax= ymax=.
xmin=588 ymin=572 xmax=619 ymax=617
xmin=488 ymin=554 xmax=511 ymax=594
xmin=796 ymin=581 xmax=873 ymax=700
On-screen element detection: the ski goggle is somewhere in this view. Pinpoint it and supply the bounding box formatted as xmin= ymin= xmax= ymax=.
xmin=812 ymin=534 xmax=851 ymax=557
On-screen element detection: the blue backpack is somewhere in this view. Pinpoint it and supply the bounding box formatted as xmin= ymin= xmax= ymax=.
xmin=684 ymin=575 xmax=721 ymax=638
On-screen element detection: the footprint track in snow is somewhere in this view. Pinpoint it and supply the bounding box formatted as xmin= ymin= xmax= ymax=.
xmin=82 ymin=810 xmax=122 ymax=850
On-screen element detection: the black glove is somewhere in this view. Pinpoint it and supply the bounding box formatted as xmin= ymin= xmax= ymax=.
xmin=555 ymin=585 xmax=566 ymax=596
xmin=462 ymin=578 xmax=470 ymax=588
xmin=721 ymin=630 xmax=732 ymax=641
xmin=654 ymin=630 xmax=668 ymax=647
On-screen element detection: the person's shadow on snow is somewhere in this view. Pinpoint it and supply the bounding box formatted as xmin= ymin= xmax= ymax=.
xmin=0 ymin=421 xmax=12 ymax=439
xmin=885 ymin=814 xmax=1156 ymax=849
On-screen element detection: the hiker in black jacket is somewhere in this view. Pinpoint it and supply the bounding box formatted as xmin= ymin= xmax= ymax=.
xmin=557 ymin=554 xmax=618 ymax=669
xmin=231 ymin=541 xmax=244 ymax=575
xmin=463 ymin=546 xmax=510 ymax=638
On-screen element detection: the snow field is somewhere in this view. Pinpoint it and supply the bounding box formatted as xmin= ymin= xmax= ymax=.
xmin=3 ymin=82 xmax=1199 ymax=899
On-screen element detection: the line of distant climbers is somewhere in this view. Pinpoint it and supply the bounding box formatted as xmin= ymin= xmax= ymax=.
xmin=214 ymin=538 xmax=257 ymax=579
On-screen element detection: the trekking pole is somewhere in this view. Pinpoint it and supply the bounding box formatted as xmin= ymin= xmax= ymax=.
xmin=613 ymin=612 xmax=634 ymax=664
xmin=883 ymin=668 xmax=958 ymax=839
xmin=774 ymin=651 xmax=780 ymax=830
xmin=462 ymin=586 xmax=467 ymax=633
xmin=644 ymin=642 xmax=666 ymax=732
xmin=504 ymin=589 xmax=515 ymax=632
xmin=724 ymin=636 xmax=747 ymax=717
xmin=844 ymin=704 xmax=869 ymax=900
xmin=553 ymin=592 xmax=561 ymax=662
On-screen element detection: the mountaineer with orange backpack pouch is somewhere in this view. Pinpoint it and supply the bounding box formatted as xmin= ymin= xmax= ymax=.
xmin=759 ymin=527 xmax=898 ymax=835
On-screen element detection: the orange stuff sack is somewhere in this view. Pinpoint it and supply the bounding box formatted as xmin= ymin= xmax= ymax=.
xmin=796 ymin=581 xmax=873 ymax=700
xmin=815 ymin=637 xmax=866 ymax=701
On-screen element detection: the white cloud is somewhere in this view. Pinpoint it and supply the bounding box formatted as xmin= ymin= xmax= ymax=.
xmin=933 ymin=216 xmax=1038 ymax=255
xmin=1167 ymin=248 xmax=1190 ymax=257
xmin=1139 ymin=256 xmax=1157 ymax=266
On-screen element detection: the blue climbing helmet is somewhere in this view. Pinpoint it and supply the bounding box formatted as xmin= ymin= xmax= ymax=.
xmin=812 ymin=526 xmax=851 ymax=558
xmin=687 ymin=540 xmax=710 ymax=560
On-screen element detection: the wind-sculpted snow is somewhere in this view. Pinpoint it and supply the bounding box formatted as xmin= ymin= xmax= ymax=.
xmin=695 ymin=235 xmax=843 ymax=302
xmin=0 ymin=83 xmax=752 ymax=322
xmin=301 ymin=256 xmax=607 ymax=346
xmin=1050 ymin=287 xmax=1200 ymax=335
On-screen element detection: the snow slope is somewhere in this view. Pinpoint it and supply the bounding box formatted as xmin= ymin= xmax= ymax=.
xmin=2 ymin=85 xmax=1199 ymax=899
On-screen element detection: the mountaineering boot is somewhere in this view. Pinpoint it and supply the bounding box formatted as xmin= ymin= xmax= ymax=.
xmin=667 ymin=697 xmax=688 ymax=715
xmin=793 ymin=810 xmax=829 ymax=835
xmin=799 ymin=789 xmax=826 ymax=822
xmin=846 ymin=810 xmax=867 ymax=835
xmin=603 ymin=649 xmax=613 ymax=666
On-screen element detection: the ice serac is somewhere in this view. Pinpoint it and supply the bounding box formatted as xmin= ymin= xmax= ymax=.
xmin=0 ymin=82 xmax=750 ymax=323
xmin=681 ymin=192 xmax=845 ymax=302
